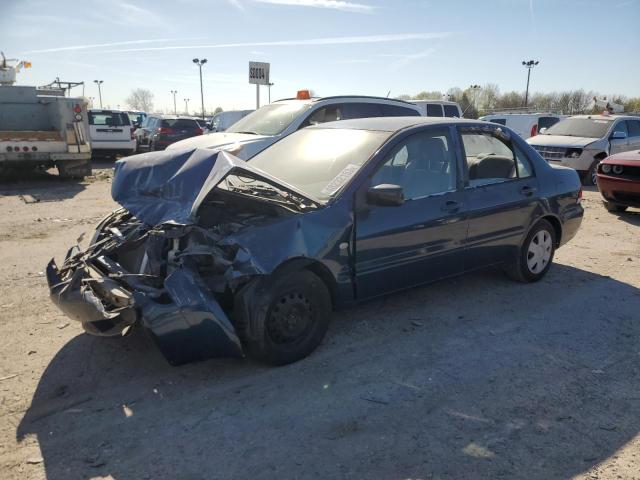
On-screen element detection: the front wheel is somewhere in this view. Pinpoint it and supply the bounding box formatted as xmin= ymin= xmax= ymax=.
xmin=235 ymin=270 xmax=331 ymax=365
xmin=583 ymin=160 xmax=599 ymax=186
xmin=505 ymin=219 xmax=556 ymax=283
xmin=603 ymin=201 xmax=627 ymax=213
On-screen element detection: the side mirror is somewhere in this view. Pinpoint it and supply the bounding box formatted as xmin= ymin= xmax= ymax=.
xmin=367 ymin=184 xmax=405 ymax=206
xmin=611 ymin=130 xmax=627 ymax=140
xmin=539 ymin=127 xmax=547 ymax=134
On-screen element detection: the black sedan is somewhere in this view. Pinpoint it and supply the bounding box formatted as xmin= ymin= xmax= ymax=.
xmin=47 ymin=117 xmax=584 ymax=366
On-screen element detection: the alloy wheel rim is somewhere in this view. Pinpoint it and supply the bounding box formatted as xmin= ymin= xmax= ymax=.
xmin=527 ymin=230 xmax=552 ymax=274
xmin=591 ymin=169 xmax=598 ymax=185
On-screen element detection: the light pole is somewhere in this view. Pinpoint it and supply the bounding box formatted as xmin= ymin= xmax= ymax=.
xmin=170 ymin=90 xmax=178 ymax=115
xmin=93 ymin=80 xmax=103 ymax=108
xmin=268 ymin=82 xmax=274 ymax=104
xmin=192 ymin=58 xmax=207 ymax=119
xmin=522 ymin=60 xmax=539 ymax=107
xmin=184 ymin=98 xmax=190 ymax=115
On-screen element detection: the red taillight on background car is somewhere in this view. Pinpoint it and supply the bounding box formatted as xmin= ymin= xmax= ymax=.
xmin=578 ymin=187 xmax=583 ymax=203
xmin=22 ymin=146 xmax=29 ymax=152
xmin=530 ymin=124 xmax=538 ymax=137
xmin=195 ymin=128 xmax=203 ymax=136
xmin=130 ymin=127 xmax=135 ymax=140
xmin=73 ymin=104 xmax=82 ymax=114
xmin=157 ymin=127 xmax=173 ymax=134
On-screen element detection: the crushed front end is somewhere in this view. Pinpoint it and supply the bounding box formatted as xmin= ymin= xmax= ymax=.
xmin=47 ymin=209 xmax=245 ymax=365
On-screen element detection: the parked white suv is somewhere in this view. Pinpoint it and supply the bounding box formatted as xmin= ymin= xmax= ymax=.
xmin=88 ymin=109 xmax=136 ymax=160
xmin=479 ymin=113 xmax=565 ymax=139
xmin=167 ymin=94 xmax=421 ymax=159
xmin=527 ymin=114 xmax=640 ymax=185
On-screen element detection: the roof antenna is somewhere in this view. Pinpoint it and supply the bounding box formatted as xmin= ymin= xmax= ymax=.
xmin=386 ymin=90 xmax=391 ymax=98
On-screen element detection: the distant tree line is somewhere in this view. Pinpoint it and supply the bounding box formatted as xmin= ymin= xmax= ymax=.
xmin=397 ymin=85 xmax=640 ymax=118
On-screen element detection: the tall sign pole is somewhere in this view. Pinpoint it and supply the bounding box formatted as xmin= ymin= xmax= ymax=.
xmin=249 ymin=61 xmax=270 ymax=110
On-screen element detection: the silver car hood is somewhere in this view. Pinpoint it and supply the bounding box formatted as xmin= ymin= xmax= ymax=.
xmin=166 ymin=131 xmax=271 ymax=151
xmin=527 ymin=135 xmax=597 ymax=148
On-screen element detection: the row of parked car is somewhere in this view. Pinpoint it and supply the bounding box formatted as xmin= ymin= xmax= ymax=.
xmin=87 ymin=91 xmax=640 ymax=212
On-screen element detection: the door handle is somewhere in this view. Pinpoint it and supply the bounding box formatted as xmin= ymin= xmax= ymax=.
xmin=441 ymin=200 xmax=461 ymax=212
xmin=520 ymin=185 xmax=537 ymax=197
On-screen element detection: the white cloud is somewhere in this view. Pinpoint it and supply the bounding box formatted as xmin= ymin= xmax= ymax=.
xmin=251 ymin=0 xmax=373 ymax=13
xmin=98 ymin=32 xmax=452 ymax=53
xmin=378 ymin=48 xmax=437 ymax=69
xmin=22 ymin=38 xmax=206 ymax=54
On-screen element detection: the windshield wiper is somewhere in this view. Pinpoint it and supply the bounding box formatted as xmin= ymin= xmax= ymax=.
xmin=224 ymin=178 xmax=312 ymax=211
xmin=234 ymin=131 xmax=259 ymax=135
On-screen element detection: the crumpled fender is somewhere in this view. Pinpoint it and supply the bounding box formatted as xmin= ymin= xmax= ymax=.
xmin=135 ymin=267 xmax=244 ymax=365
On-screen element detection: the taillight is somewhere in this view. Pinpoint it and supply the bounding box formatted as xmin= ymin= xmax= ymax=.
xmin=22 ymin=146 xmax=29 ymax=152
xmin=73 ymin=104 xmax=82 ymax=114
xmin=157 ymin=127 xmax=173 ymax=134
xmin=530 ymin=124 xmax=538 ymax=137
xmin=578 ymin=187 xmax=583 ymax=203
xmin=195 ymin=128 xmax=203 ymax=135
xmin=130 ymin=127 xmax=135 ymax=140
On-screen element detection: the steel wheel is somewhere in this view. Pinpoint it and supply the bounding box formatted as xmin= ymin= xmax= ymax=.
xmin=526 ymin=229 xmax=553 ymax=274
xmin=266 ymin=292 xmax=314 ymax=345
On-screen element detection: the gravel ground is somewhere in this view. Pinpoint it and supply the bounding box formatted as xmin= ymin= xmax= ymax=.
xmin=0 ymin=165 xmax=639 ymax=480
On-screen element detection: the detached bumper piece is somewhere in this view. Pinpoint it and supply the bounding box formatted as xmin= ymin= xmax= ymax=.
xmin=47 ymin=245 xmax=244 ymax=365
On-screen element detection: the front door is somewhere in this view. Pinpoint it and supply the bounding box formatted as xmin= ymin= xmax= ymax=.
xmin=457 ymin=126 xmax=541 ymax=269
xmin=354 ymin=127 xmax=468 ymax=300
xmin=610 ymin=121 xmax=630 ymax=155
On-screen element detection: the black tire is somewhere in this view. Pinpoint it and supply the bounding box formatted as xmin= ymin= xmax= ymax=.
xmin=582 ymin=160 xmax=599 ymax=186
xmin=234 ymin=270 xmax=331 ymax=365
xmin=504 ymin=219 xmax=556 ymax=283
xmin=603 ymin=201 xmax=627 ymax=213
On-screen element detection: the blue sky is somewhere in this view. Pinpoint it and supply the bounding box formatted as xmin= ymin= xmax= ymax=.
xmin=3 ymin=0 xmax=639 ymax=112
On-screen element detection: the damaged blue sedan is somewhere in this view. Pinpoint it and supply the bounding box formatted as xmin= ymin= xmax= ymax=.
xmin=47 ymin=117 xmax=584 ymax=366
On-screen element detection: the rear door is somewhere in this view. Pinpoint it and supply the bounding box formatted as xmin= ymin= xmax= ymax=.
xmin=354 ymin=126 xmax=467 ymax=299
xmin=425 ymin=103 xmax=444 ymax=117
xmin=458 ymin=125 xmax=540 ymax=269
xmin=88 ymin=111 xmax=132 ymax=143
xmin=625 ymin=120 xmax=640 ymax=150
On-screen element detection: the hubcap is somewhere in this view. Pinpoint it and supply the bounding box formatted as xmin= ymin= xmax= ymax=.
xmin=527 ymin=230 xmax=552 ymax=274
xmin=266 ymin=292 xmax=313 ymax=345
xmin=591 ymin=169 xmax=598 ymax=185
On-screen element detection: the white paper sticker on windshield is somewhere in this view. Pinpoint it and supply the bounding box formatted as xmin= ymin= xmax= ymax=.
xmin=593 ymin=120 xmax=609 ymax=123
xmin=321 ymin=164 xmax=361 ymax=196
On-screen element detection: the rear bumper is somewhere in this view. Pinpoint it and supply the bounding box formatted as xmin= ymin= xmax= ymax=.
xmin=0 ymin=152 xmax=91 ymax=164
xmin=597 ymin=174 xmax=640 ymax=207
xmin=92 ymin=140 xmax=136 ymax=151
xmin=47 ymin=245 xmax=244 ymax=365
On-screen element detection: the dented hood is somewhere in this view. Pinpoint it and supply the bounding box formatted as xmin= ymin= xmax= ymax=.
xmin=112 ymin=148 xmax=317 ymax=226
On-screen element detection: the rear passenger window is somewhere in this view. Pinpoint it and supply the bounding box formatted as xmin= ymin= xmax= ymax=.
xmin=460 ymin=129 xmax=534 ymax=186
xmin=89 ymin=112 xmax=130 ymax=126
xmin=380 ymin=104 xmax=420 ymax=117
xmin=162 ymin=119 xmax=199 ymax=129
xmin=443 ymin=105 xmax=459 ymax=117
xmin=342 ymin=103 xmax=382 ymax=119
xmin=371 ymin=128 xmax=456 ymax=200
xmin=426 ymin=104 xmax=444 ymax=117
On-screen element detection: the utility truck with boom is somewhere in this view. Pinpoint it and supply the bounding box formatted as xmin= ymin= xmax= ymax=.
xmin=0 ymin=52 xmax=91 ymax=178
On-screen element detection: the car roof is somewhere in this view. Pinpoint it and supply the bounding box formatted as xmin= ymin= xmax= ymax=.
xmin=310 ymin=116 xmax=482 ymax=132
xmin=570 ymin=114 xmax=637 ymax=120
xmin=272 ymin=95 xmax=417 ymax=106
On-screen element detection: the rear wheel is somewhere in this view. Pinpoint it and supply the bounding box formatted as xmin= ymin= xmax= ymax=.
xmin=235 ymin=270 xmax=331 ymax=365
xmin=505 ymin=219 xmax=556 ymax=283
xmin=603 ymin=201 xmax=627 ymax=213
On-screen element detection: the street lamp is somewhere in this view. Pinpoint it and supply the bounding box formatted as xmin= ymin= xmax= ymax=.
xmin=268 ymin=82 xmax=274 ymax=104
xmin=93 ymin=80 xmax=104 ymax=108
xmin=522 ymin=60 xmax=539 ymax=107
xmin=184 ymin=98 xmax=190 ymax=114
xmin=469 ymin=84 xmax=481 ymax=110
xmin=170 ymin=90 xmax=178 ymax=115
xmin=192 ymin=58 xmax=207 ymax=119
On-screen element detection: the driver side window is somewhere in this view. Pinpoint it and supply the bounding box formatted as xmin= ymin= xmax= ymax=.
xmin=371 ymin=128 xmax=457 ymax=200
